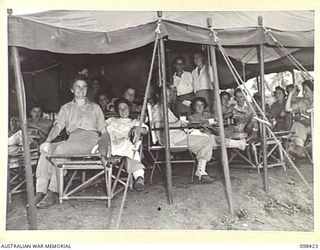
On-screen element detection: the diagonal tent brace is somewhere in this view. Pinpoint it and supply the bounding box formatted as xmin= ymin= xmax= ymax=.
xmin=209 ymin=23 xmax=313 ymax=193
xmin=115 ymin=17 xmax=166 ymax=228
xmin=264 ymin=28 xmax=314 ymax=82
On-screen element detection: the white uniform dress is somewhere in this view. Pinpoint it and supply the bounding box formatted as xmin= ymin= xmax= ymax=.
xmin=105 ymin=117 xmax=148 ymax=161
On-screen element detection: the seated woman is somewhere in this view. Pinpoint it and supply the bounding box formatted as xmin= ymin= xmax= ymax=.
xmin=98 ymin=93 xmax=110 ymax=116
xmin=285 ymin=80 xmax=313 ymax=157
xmin=98 ymin=98 xmax=148 ymax=191
xmin=152 ymin=87 xmax=246 ymax=183
xmin=86 ymin=77 xmax=101 ymax=103
xmin=220 ymin=91 xmax=235 ymax=120
xmin=228 ymin=88 xmax=259 ymax=142
xmin=8 ymin=104 xmax=53 ymax=154
xmin=187 ymin=97 xmax=215 ymax=134
xmin=34 ymin=74 xmax=106 ymax=208
xmin=122 ymin=85 xmax=142 ymax=113
xmin=269 ymin=86 xmax=292 ymax=132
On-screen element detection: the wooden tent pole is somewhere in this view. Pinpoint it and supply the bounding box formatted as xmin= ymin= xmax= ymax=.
xmin=158 ymin=11 xmax=173 ymax=205
xmin=207 ymin=18 xmax=234 ymax=215
xmin=11 ymin=46 xmax=37 ymax=229
xmin=291 ymin=69 xmax=296 ymax=84
xmin=258 ymin=16 xmax=269 ymax=193
xmin=256 ymin=76 xmax=260 ymax=95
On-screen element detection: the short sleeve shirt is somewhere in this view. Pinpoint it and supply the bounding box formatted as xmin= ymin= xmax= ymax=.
xmin=152 ymin=104 xmax=187 ymax=145
xmin=191 ymin=65 xmax=213 ymax=92
xmin=173 ymin=71 xmax=194 ymax=96
xmin=54 ymin=99 xmax=105 ymax=135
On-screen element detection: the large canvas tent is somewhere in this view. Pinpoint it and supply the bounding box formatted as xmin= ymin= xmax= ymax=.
xmin=7 ymin=10 xmax=314 ymax=229
xmin=9 ymin=10 xmax=314 ymax=72
xmin=8 ymin=11 xmax=314 ymax=113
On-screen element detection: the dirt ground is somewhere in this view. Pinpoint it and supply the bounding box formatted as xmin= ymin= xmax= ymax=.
xmin=6 ymin=157 xmax=314 ymax=231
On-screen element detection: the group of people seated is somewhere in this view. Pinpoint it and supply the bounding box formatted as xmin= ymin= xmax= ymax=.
xmin=8 ymin=59 xmax=313 ymax=209
xmin=98 ymin=86 xmax=142 ymax=116
xmin=152 ymin=87 xmax=247 ymax=183
xmin=170 ymin=74 xmax=313 ymax=159
xmin=28 ymin=74 xmax=149 ymax=208
xmin=77 ymin=65 xmax=142 ymax=117
xmin=171 ymin=52 xmax=313 ymax=158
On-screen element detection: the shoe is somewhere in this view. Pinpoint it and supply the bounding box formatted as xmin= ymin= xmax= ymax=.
xmin=36 ymin=190 xmax=59 ymax=209
xmin=200 ymin=175 xmax=215 ymax=183
xmin=26 ymin=192 xmax=45 ymax=208
xmin=134 ymin=177 xmax=145 ymax=191
xmin=289 ymin=145 xmax=305 ymax=158
xmin=35 ymin=192 xmax=46 ymax=205
xmin=246 ymin=131 xmax=259 ymax=144
xmin=239 ymin=138 xmax=247 ymax=151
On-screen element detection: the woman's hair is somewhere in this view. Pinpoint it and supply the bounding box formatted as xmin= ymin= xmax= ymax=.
xmin=285 ymin=84 xmax=300 ymax=95
xmin=234 ymin=87 xmax=246 ymax=96
xmin=77 ymin=64 xmax=89 ymax=73
xmin=114 ymin=97 xmax=132 ymax=114
xmin=69 ymin=74 xmax=88 ymax=89
xmin=274 ymin=86 xmax=286 ymax=98
xmin=98 ymin=92 xmax=108 ymax=98
xmin=302 ymin=80 xmax=314 ymax=91
xmin=190 ymin=97 xmax=208 ymax=112
xmin=173 ymin=56 xmax=186 ymax=65
xmin=193 ymin=52 xmax=205 ymax=59
xmin=220 ymin=91 xmax=231 ymax=99
xmin=122 ymin=85 xmax=136 ymax=94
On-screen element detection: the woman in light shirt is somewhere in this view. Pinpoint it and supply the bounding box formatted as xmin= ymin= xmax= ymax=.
xmin=191 ymin=52 xmax=214 ymax=113
xmin=98 ymin=98 xmax=148 ymax=191
xmin=172 ymin=56 xmax=194 ymax=116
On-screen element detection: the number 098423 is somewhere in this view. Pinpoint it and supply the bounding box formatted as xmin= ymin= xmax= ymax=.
xmin=300 ymin=244 xmax=318 ymax=248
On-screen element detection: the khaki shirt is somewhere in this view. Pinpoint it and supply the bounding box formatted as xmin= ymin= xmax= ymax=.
xmin=54 ymin=99 xmax=105 ymax=135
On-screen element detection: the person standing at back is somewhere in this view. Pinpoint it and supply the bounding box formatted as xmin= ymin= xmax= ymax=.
xmin=172 ymin=56 xmax=194 ymax=116
xmin=191 ymin=52 xmax=214 ymax=113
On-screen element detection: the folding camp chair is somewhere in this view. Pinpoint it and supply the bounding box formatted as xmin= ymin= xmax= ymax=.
xmin=227 ymin=117 xmax=293 ymax=173
xmin=226 ymin=132 xmax=258 ymax=170
xmin=250 ymin=130 xmax=294 ymax=173
xmin=303 ymin=108 xmax=313 ymax=163
xmin=46 ymin=153 xmax=132 ymax=208
xmin=7 ymin=148 xmax=39 ymax=203
xmin=46 ymin=152 xmax=134 ymax=229
xmin=146 ymin=103 xmax=196 ymax=184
